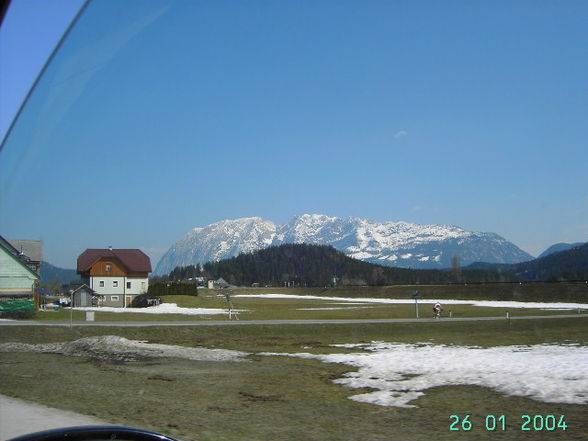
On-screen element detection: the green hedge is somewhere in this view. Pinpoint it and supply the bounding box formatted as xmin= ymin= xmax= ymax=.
xmin=0 ymin=300 xmax=36 ymax=312
xmin=148 ymin=282 xmax=198 ymax=296
xmin=0 ymin=300 xmax=36 ymax=319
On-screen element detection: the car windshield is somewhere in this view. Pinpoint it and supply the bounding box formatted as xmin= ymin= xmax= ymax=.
xmin=1 ymin=1 xmax=587 ymax=440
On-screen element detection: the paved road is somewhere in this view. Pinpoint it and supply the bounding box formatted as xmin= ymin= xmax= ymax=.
xmin=0 ymin=394 xmax=112 ymax=440
xmin=0 ymin=314 xmax=586 ymax=327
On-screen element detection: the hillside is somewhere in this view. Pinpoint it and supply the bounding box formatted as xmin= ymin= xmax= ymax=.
xmin=538 ymin=242 xmax=586 ymax=258
xmin=167 ymin=244 xmax=518 ymax=287
xmin=40 ymin=262 xmax=78 ymax=286
xmin=467 ymin=242 xmax=588 ymax=281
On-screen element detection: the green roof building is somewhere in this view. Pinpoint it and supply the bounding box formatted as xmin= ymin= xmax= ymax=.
xmin=0 ymin=235 xmax=40 ymax=299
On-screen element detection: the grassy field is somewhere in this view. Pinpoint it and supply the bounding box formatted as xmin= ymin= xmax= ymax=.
xmin=3 ymin=285 xmax=588 ymax=440
xmin=1 ymin=315 xmax=587 ymax=441
xmin=227 ymin=283 xmax=588 ymax=303
xmin=31 ymin=285 xmax=588 ymax=323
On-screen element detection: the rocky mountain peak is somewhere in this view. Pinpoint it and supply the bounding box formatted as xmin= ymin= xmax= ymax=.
xmin=153 ymin=214 xmax=533 ymax=275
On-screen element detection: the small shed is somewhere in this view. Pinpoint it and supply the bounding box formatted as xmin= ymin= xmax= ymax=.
xmin=215 ymin=278 xmax=231 ymax=289
xmin=207 ymin=278 xmax=232 ymax=289
xmin=71 ymin=284 xmax=102 ymax=307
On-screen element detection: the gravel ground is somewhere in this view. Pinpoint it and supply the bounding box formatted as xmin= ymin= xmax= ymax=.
xmin=0 ymin=335 xmax=249 ymax=363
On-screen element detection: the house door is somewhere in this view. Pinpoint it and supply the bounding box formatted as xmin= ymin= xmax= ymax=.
xmin=125 ymin=296 xmax=133 ymax=307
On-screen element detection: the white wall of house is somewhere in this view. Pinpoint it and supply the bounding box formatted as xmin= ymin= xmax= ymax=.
xmin=102 ymin=294 xmax=124 ymax=308
xmin=88 ymin=276 xmax=148 ymax=295
xmin=87 ymin=276 xmax=148 ymax=307
xmin=124 ymin=277 xmax=149 ymax=295
xmin=89 ymin=276 xmax=125 ymax=295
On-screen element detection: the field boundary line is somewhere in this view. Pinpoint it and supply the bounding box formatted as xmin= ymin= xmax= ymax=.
xmin=1 ymin=314 xmax=587 ymax=327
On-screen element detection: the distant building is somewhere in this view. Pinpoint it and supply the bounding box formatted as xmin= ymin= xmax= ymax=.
xmin=77 ymin=248 xmax=152 ymax=307
xmin=193 ymin=276 xmax=206 ymax=287
xmin=0 ymin=235 xmax=40 ymax=300
xmin=207 ymin=277 xmax=231 ymax=289
xmin=6 ymin=239 xmax=42 ymax=274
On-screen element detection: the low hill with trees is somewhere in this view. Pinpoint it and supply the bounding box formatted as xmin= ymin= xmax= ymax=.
xmin=165 ymin=244 xmax=519 ymax=287
xmin=40 ymin=262 xmax=78 ymax=286
xmin=467 ymin=242 xmax=588 ymax=282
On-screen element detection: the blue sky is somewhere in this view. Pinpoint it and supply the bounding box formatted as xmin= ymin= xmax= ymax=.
xmin=1 ymin=0 xmax=587 ymax=269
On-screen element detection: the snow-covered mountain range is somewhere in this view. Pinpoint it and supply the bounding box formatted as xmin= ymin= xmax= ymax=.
xmin=153 ymin=214 xmax=533 ymax=276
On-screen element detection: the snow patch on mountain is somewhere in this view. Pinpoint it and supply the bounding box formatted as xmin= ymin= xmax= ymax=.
xmin=154 ymin=214 xmax=533 ymax=275
xmin=155 ymin=217 xmax=276 ymax=275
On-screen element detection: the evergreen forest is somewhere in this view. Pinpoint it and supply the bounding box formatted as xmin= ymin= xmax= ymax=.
xmin=164 ymin=244 xmax=520 ymax=286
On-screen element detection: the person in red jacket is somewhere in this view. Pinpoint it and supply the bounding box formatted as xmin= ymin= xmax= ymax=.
xmin=433 ymin=302 xmax=442 ymax=319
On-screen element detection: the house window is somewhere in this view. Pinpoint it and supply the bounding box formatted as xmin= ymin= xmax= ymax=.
xmin=126 ymin=282 xmax=132 ymax=289
xmin=111 ymin=295 xmax=119 ymax=301
xmin=99 ymin=280 xmax=105 ymax=288
xmin=113 ymin=281 xmax=118 ymax=288
xmin=105 ymin=264 xmax=112 ymax=272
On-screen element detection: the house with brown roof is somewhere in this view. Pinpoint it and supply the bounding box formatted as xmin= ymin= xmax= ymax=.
xmin=77 ymin=248 xmax=152 ymax=307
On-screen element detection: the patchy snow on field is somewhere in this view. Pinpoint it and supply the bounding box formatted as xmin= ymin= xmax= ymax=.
xmin=328 ymin=302 xmax=375 ymax=305
xmin=73 ymin=303 xmax=245 ymax=315
xmin=235 ymin=294 xmax=588 ymax=310
xmin=0 ymin=335 xmax=249 ymax=362
xmin=296 ymin=307 xmax=375 ymax=311
xmin=263 ymin=342 xmax=588 ymax=408
xmin=68 ymin=296 xmax=587 ymax=316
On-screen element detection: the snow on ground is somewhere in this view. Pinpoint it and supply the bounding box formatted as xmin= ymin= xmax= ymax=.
xmin=235 ymin=294 xmax=588 ymax=310
xmin=66 ymin=296 xmax=588 ymax=316
xmin=328 ymin=302 xmax=376 ymax=305
xmin=263 ymin=342 xmax=588 ymax=408
xmin=296 ymin=307 xmax=375 ymax=311
xmin=0 ymin=335 xmax=249 ymax=362
xmin=73 ymin=303 xmax=245 ymax=315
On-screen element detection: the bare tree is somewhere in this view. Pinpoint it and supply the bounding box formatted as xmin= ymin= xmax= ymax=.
xmin=452 ymin=255 xmax=462 ymax=283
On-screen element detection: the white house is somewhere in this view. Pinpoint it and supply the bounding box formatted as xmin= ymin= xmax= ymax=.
xmin=77 ymin=248 xmax=152 ymax=307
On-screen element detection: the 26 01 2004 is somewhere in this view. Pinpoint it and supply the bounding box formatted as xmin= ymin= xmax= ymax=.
xmin=449 ymin=414 xmax=568 ymax=432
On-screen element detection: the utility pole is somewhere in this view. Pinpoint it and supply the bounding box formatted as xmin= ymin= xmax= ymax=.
xmin=412 ymin=290 xmax=421 ymax=318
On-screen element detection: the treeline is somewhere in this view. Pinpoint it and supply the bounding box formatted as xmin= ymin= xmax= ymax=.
xmin=511 ymin=242 xmax=588 ymax=281
xmin=165 ymin=244 xmax=519 ymax=286
xmin=467 ymin=242 xmax=588 ymax=282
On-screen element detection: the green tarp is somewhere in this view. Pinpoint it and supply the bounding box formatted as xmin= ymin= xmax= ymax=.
xmin=0 ymin=300 xmax=36 ymax=312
